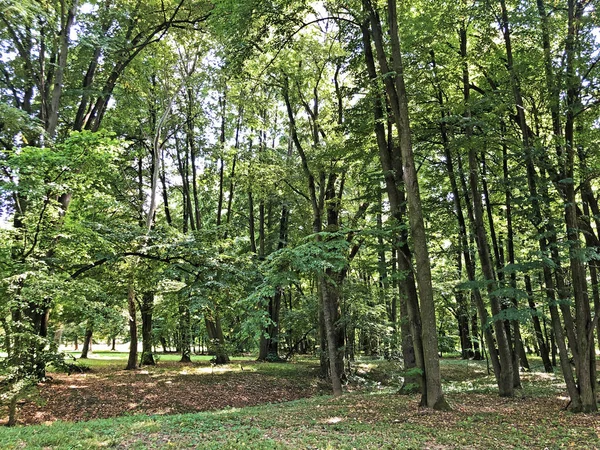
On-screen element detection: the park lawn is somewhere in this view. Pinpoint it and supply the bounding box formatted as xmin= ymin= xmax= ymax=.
xmin=0 ymin=354 xmax=599 ymax=449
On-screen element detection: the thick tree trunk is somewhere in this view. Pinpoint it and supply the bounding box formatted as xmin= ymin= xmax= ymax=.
xmin=205 ymin=315 xmax=229 ymax=364
xmin=258 ymin=289 xmax=283 ymax=361
xmin=140 ymin=292 xmax=155 ymax=366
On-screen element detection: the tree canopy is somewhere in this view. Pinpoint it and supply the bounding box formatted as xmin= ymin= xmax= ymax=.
xmin=2 ymin=0 xmax=600 ymax=422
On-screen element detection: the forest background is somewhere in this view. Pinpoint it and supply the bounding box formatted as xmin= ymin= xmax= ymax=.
xmin=1 ymin=0 xmax=600 ymax=428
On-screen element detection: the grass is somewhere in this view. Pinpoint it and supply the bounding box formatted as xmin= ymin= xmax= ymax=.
xmin=1 ymin=354 xmax=599 ymax=449
xmin=1 ymin=390 xmax=597 ymax=449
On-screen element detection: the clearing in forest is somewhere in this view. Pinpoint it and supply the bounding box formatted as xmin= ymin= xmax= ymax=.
xmin=1 ymin=354 xmax=599 ymax=449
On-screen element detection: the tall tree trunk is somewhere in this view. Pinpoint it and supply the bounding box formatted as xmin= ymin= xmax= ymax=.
xmin=500 ymin=131 xmax=529 ymax=372
xmin=564 ymin=0 xmax=596 ymax=412
xmin=459 ymin=19 xmax=514 ymax=396
xmin=216 ymin=91 xmax=226 ymax=227
xmin=46 ymin=0 xmax=79 ymax=136
xmin=283 ymin=77 xmax=342 ymax=396
xmin=431 ymin=48 xmax=475 ymax=360
xmin=361 ymin=19 xmax=422 ymax=396
xmin=364 ymin=0 xmax=448 ymax=409
xmin=482 ymin=153 xmax=524 ymax=386
xmin=248 ymin=159 xmax=257 ymax=253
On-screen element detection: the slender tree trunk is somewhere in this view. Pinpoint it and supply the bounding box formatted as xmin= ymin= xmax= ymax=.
xmin=283 ymin=76 xmax=342 ymax=396
xmin=258 ymin=204 xmax=289 ymax=361
xmin=361 ymin=19 xmax=422 ymax=396
xmin=125 ymin=284 xmax=138 ymax=370
xmin=524 ymin=275 xmax=553 ymax=373
xmin=46 ymin=0 xmax=79 ymax=136
xmin=500 ymin=132 xmax=529 ymax=372
xmin=216 ymin=91 xmax=226 ymax=227
xmin=80 ymin=327 xmax=93 ymax=359
xmin=248 ymin=188 xmax=257 ymax=254
xmin=363 ymin=0 xmax=448 ymax=409
xmin=179 ymin=298 xmax=192 ymax=363
xmin=458 ymin=19 xmax=514 ymax=396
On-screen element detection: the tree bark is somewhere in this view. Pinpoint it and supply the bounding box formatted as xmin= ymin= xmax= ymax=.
xmin=179 ymin=298 xmax=192 ymax=363
xmin=524 ymin=275 xmax=553 ymax=373
xmin=205 ymin=315 xmax=230 ymax=364
xmin=125 ymin=285 xmax=138 ymax=370
xmin=140 ymin=291 xmax=155 ymax=366
xmin=363 ymin=0 xmax=448 ymax=409
xmin=80 ymin=327 xmax=93 ymax=359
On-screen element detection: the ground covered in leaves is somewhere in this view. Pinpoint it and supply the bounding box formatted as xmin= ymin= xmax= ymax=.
xmin=1 ymin=353 xmax=599 ymax=449
xmin=9 ymin=354 xmax=323 ymax=425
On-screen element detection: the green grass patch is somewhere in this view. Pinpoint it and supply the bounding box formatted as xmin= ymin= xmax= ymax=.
xmin=2 ymin=356 xmax=597 ymax=449
xmin=1 ymin=390 xmax=597 ymax=449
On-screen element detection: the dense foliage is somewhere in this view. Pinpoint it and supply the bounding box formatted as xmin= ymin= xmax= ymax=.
xmin=2 ymin=0 xmax=600 ymax=420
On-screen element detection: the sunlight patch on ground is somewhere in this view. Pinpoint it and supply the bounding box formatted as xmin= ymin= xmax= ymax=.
xmin=325 ymin=416 xmax=344 ymax=424
xmin=178 ymin=365 xmax=246 ymax=375
xmin=74 ymin=354 xmax=124 ymax=361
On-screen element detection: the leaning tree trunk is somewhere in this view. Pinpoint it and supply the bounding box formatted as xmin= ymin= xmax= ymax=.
xmin=80 ymin=327 xmax=93 ymax=359
xmin=363 ymin=0 xmax=448 ymax=409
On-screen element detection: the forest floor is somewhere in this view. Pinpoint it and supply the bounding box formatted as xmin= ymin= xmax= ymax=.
xmin=11 ymin=353 xmax=324 ymax=424
xmin=1 ymin=353 xmax=599 ymax=449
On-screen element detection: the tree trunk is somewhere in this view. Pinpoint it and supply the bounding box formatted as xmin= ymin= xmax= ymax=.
xmin=205 ymin=315 xmax=229 ymax=364
xmin=80 ymin=327 xmax=93 ymax=359
xmin=364 ymin=0 xmax=448 ymax=409
xmin=125 ymin=285 xmax=138 ymax=370
xmin=524 ymin=275 xmax=553 ymax=373
xmin=258 ymin=289 xmax=283 ymax=361
xmin=179 ymin=298 xmax=192 ymax=363
xmin=360 ymin=17 xmax=422 ymax=397
xmin=258 ymin=204 xmax=289 ymax=361
xmin=283 ymin=76 xmax=343 ymax=395
xmin=320 ymin=275 xmax=343 ymax=396
xmin=140 ymin=291 xmax=155 ymax=366
xmin=564 ymin=0 xmax=596 ymax=413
